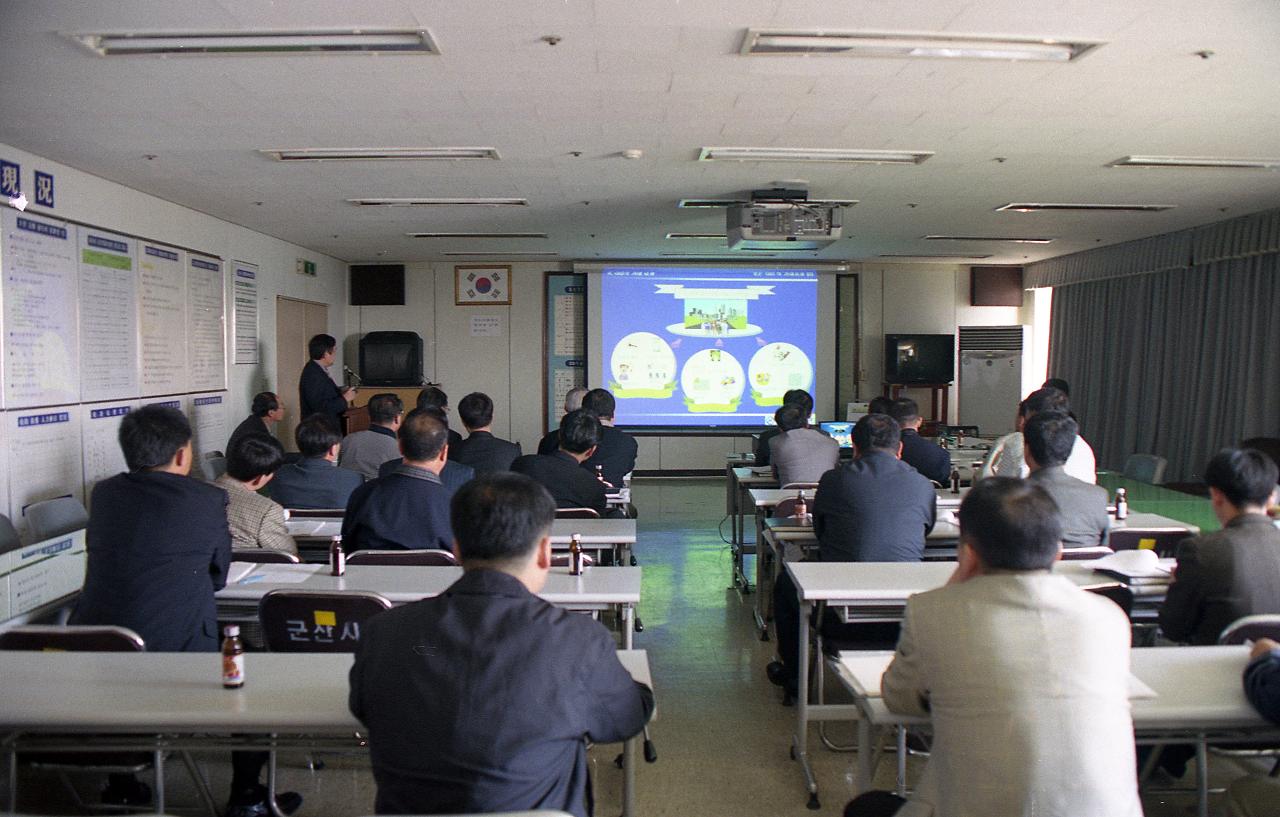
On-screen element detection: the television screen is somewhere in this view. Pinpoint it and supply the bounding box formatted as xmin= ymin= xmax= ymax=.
xmin=359 ymin=331 xmax=423 ymax=386
xmin=819 ymin=421 xmax=853 ymax=449
xmin=885 ymin=334 xmax=955 ymax=384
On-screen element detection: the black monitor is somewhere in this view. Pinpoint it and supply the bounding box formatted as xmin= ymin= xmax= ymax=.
xmin=884 ymin=334 xmax=955 ymax=384
xmin=359 ymin=331 xmax=424 ymax=386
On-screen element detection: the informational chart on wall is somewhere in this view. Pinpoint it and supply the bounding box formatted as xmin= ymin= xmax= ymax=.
xmin=187 ymin=254 xmax=226 ymax=391
xmin=190 ymin=392 xmax=229 ymax=459
xmin=81 ymin=401 xmax=135 ymax=501
xmin=597 ymin=267 xmax=817 ymax=426
xmin=78 ymin=228 xmax=139 ymax=402
xmin=138 ymin=243 xmax=188 ymax=396
xmin=544 ymin=272 xmax=587 ymax=431
xmin=232 ymin=260 xmax=259 ymax=365
xmin=7 ymin=407 xmax=84 ymax=536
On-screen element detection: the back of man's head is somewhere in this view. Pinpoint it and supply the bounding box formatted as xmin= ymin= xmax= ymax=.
xmin=417 ymin=386 xmax=448 ymax=411
xmin=226 ymin=434 xmax=285 ymax=482
xmin=367 ymin=393 xmax=403 ymax=426
xmin=119 ymin=405 xmax=192 ymax=472
xmin=1043 ymin=377 xmax=1071 ymax=397
xmin=959 ymin=477 xmax=1063 ymax=571
xmin=1019 ymin=386 xmax=1069 ymax=420
xmin=774 ymin=404 xmax=806 ymax=432
xmin=1022 ymin=411 xmax=1077 ymax=468
xmin=451 ymin=473 xmax=555 ymax=565
xmin=295 ymin=414 xmax=341 ymax=458
xmin=458 ymin=392 xmax=494 ymax=431
xmin=559 ymin=409 xmax=601 ymax=455
xmin=852 ymin=413 xmax=900 ymax=455
xmin=251 ymin=392 xmax=279 ymax=418
xmin=564 ymin=386 xmax=588 ymax=413
xmin=582 ymin=388 xmax=617 ymax=420
xmin=1204 ymin=448 xmax=1279 ymax=509
xmin=782 ymin=389 xmax=814 ymax=418
xmin=399 ymin=408 xmax=449 ymax=462
xmin=868 ymin=396 xmax=893 ymax=416
xmin=888 ymin=398 xmax=920 ymax=427
xmin=308 ymin=333 xmax=336 ymax=361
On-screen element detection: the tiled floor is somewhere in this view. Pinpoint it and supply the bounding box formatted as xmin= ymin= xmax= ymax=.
xmin=7 ymin=477 xmax=1267 ymax=815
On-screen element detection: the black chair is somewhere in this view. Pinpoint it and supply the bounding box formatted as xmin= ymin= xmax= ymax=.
xmin=1109 ymin=529 xmax=1188 ymax=557
xmin=556 ymin=507 xmax=600 ymax=519
xmin=549 ymin=552 xmax=596 ymax=569
xmin=1084 ymin=583 xmax=1135 ymax=617
xmin=258 ymin=589 xmax=392 ymax=653
xmin=284 ymin=508 xmax=345 ymax=519
xmin=231 ymin=548 xmax=301 ymax=564
xmin=24 ymin=496 xmax=89 ymax=541
xmin=1060 ymin=546 xmax=1116 ymax=561
xmin=1214 ymin=615 xmax=1280 ymax=774
xmin=346 ymin=549 xmax=458 ymax=567
xmin=0 ymin=625 xmax=216 ymax=816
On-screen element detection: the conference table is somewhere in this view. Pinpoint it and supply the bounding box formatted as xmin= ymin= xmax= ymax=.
xmin=217 ymin=563 xmax=642 ymax=649
xmin=832 ymin=646 xmax=1279 ymax=817
xmin=0 ymin=650 xmax=654 ymax=817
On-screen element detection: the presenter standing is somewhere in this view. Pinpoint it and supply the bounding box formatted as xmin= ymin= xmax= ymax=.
xmin=299 ymin=333 xmax=356 ymax=432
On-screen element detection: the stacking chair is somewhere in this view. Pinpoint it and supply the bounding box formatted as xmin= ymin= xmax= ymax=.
xmin=24 ymin=496 xmax=89 ymax=541
xmin=0 ymin=625 xmax=217 ymax=816
xmin=1060 ymin=546 xmax=1116 ymax=561
xmin=346 ymin=549 xmax=458 ymax=567
xmin=258 ymin=589 xmax=392 ymax=653
xmin=283 ymin=508 xmax=345 ymax=519
xmin=779 ymin=482 xmax=819 ymax=492
xmin=556 ymin=507 xmax=600 ymax=519
xmin=1109 ymin=528 xmax=1188 ymax=557
xmin=1212 ymin=615 xmax=1280 ymax=774
xmin=231 ymin=548 xmax=301 ymax=564
xmin=549 ymin=552 xmax=596 ymax=569
xmin=1084 ymin=583 xmax=1135 ymax=617
xmin=1122 ymin=454 xmax=1168 ymax=485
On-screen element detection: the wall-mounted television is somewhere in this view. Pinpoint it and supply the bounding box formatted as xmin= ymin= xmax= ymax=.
xmin=885 ymin=334 xmax=955 ymax=384
xmin=359 ymin=331 xmax=424 ymax=386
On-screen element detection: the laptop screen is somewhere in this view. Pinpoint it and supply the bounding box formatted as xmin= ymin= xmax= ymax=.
xmin=819 ymin=421 xmax=853 ymax=449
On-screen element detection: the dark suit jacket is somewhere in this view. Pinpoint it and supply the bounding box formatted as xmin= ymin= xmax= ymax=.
xmin=582 ymin=425 xmax=638 ymax=488
xmin=226 ymin=413 xmax=270 ymax=457
xmin=813 ymin=450 xmax=937 ymax=563
xmin=899 ymin=428 xmax=952 ymax=485
xmin=299 ymin=359 xmax=348 ymax=429
xmin=754 ymin=427 xmax=782 ymax=467
xmin=1245 ymin=648 xmax=1280 ymax=725
xmin=1028 ymin=465 xmax=1111 ymax=549
xmin=269 ymin=456 xmax=364 ymax=510
xmin=342 ymin=465 xmax=452 ymax=552
xmin=537 ymin=428 xmax=559 ymax=456
xmin=377 ymin=457 xmax=474 ymax=496
xmin=349 ymin=569 xmax=653 ymax=817
xmin=71 ymin=471 xmax=231 ymax=652
xmin=511 ymin=452 xmax=609 ymax=515
xmin=1158 ymin=513 xmax=1280 ymax=645
xmin=452 ymin=430 xmax=522 ymax=475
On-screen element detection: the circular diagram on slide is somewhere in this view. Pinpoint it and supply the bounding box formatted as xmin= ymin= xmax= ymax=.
xmin=749 ymin=343 xmax=814 ymax=406
xmin=609 ymin=332 xmax=677 ymax=398
xmin=680 ymin=349 xmax=746 ymax=412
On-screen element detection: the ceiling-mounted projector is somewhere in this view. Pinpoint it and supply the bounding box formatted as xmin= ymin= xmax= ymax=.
xmin=726 ymin=189 xmax=843 ymax=250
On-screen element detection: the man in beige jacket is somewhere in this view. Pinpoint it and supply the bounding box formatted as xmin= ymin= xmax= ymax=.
xmin=848 ymin=477 xmax=1142 ymax=817
xmin=216 ymin=434 xmax=298 ymax=557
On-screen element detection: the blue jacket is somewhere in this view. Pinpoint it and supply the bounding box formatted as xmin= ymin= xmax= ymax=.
xmin=342 ymin=464 xmax=452 ymax=552
xmin=899 ymin=428 xmax=953 ymax=485
xmin=814 ymin=450 xmax=937 ymax=562
xmin=269 ymin=456 xmax=364 ymax=510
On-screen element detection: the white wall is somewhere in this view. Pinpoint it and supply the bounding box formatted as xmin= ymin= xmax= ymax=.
xmin=0 ymin=141 xmax=349 ymax=419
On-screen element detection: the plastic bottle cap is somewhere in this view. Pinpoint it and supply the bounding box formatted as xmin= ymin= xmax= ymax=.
xmin=224 ymin=624 xmax=240 ymax=636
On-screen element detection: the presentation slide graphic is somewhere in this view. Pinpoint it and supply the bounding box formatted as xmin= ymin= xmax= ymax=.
xmin=601 ymin=267 xmax=817 ymax=426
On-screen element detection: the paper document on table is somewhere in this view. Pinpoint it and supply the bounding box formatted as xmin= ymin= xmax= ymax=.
xmin=237 ymin=565 xmax=324 ymax=585
xmin=1127 ymin=674 xmax=1158 ymax=699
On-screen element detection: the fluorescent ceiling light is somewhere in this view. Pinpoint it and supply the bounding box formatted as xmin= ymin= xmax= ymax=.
xmin=925 ymin=235 xmax=1054 ymax=244
xmin=699 ymin=147 xmax=932 ymax=164
xmin=880 ymin=253 xmax=994 ymax=259
xmin=677 ymin=198 xmax=858 ymax=208
xmin=263 ymin=147 xmax=497 ymax=161
xmin=742 ymin=29 xmax=1100 ymax=62
xmin=348 ymin=198 xmax=528 ymax=207
xmin=1108 ymin=155 xmax=1280 ymax=170
xmin=997 ymin=202 xmax=1174 ymax=213
xmin=66 ymin=29 xmax=438 ymax=56
xmin=665 ymin=233 xmax=727 ymax=240
xmin=408 ymin=232 xmax=547 ymax=239
xmin=443 ymin=251 xmax=558 ymax=257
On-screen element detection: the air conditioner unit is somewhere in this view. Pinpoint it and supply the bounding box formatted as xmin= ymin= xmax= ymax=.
xmin=958 ymin=325 xmax=1034 ymax=436
xmin=726 ymin=201 xmax=842 ymax=250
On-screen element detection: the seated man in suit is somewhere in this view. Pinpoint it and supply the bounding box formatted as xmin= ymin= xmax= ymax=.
xmin=452 ymin=391 xmax=522 ymax=474
xmin=755 ymin=388 xmax=812 ymax=467
xmin=512 ymin=409 xmax=611 ymax=516
xmin=580 ymin=388 xmax=637 ymax=488
xmin=215 ymin=433 xmax=297 ymax=556
xmin=537 ymin=386 xmax=588 ymax=455
xmin=376 ymin=405 xmax=475 ymax=495
xmin=349 ymin=473 xmax=653 ymax=816
xmin=978 ymin=387 xmax=1097 ymax=483
xmin=888 ymin=397 xmax=951 ymax=485
xmin=1160 ymin=447 xmax=1280 ymax=645
xmin=71 ymin=405 xmax=300 ymax=816
xmin=767 ymin=414 xmax=936 ymax=699
xmin=769 ymin=402 xmax=839 ymax=487
xmin=268 ymin=415 xmax=364 ymax=510
xmin=1023 ymin=411 xmax=1110 ymax=550
xmin=343 ymin=408 xmax=453 ymax=552
xmin=846 ymin=477 xmax=1142 ymax=817
xmin=1246 ymin=637 xmax=1280 ymax=724
xmin=226 ymin=391 xmax=286 ymax=456
xmin=416 ymin=385 xmax=464 ymax=449
xmin=339 ymin=393 xmax=403 ymax=480
xmin=299 ymin=333 xmax=355 ymax=431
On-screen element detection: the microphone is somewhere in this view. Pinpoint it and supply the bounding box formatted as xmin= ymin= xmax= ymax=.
xmin=342 ymin=365 xmax=362 ymax=387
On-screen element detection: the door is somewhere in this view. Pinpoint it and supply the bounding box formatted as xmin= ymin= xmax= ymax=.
xmin=275 ymin=297 xmax=329 ymax=451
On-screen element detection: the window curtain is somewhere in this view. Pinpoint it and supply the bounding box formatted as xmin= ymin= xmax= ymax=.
xmin=1048 ymin=252 xmax=1280 ymax=483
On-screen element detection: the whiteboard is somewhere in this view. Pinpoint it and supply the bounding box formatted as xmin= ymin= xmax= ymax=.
xmin=138 ymin=243 xmax=188 ymax=396
xmin=1 ymin=210 xmax=80 ymax=408
xmin=186 ymin=254 xmax=226 ymax=391
xmin=190 ymin=391 xmax=229 ymax=459
xmin=81 ymin=401 xmax=136 ymax=505
xmin=78 ymin=228 xmax=139 ymax=402
xmin=7 ymin=407 xmax=84 ymax=538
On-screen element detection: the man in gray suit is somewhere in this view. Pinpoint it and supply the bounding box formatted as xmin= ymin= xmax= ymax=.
xmin=769 ymin=403 xmax=839 ymax=487
xmin=1023 ymin=411 xmax=1110 ymax=549
xmin=847 ymin=478 xmax=1143 ymax=817
xmin=339 ymin=393 xmax=404 ymax=480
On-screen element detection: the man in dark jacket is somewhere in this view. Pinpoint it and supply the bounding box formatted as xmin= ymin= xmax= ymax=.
xmin=889 ymin=397 xmax=951 ymax=485
xmin=269 ymin=415 xmax=364 ymax=510
xmin=452 ymin=391 xmax=522 ymax=474
xmin=512 ymin=410 xmax=610 ymax=515
xmin=298 ymin=333 xmax=354 ymax=431
xmin=349 ymin=473 xmax=653 ymax=817
xmin=580 ymin=388 xmax=637 ymax=488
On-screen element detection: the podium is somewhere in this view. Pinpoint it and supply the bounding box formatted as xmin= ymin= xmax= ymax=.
xmin=883 ymin=382 xmax=950 ymax=424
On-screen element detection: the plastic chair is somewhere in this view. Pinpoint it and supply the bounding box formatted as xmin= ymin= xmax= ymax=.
xmin=0 ymin=625 xmax=217 ymax=816
xmin=1219 ymin=614 xmax=1280 ymax=646
xmin=780 ymin=482 xmax=819 ymax=491
xmin=24 ymin=496 xmax=89 ymax=541
xmin=284 ymin=508 xmax=345 ymax=519
xmin=550 ymin=553 xmax=596 ymax=568
xmin=231 ymin=548 xmax=301 ymax=564
xmin=258 ymin=589 xmax=392 ymax=653
xmin=1060 ymin=546 xmax=1116 ymax=561
xmin=1122 ymin=454 xmax=1167 ymax=485
xmin=1084 ymin=583 xmax=1135 ymax=617
xmin=1109 ymin=529 xmax=1187 ymax=557
xmin=556 ymin=507 xmax=601 ymax=519
xmin=346 ymin=549 xmax=458 ymax=567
